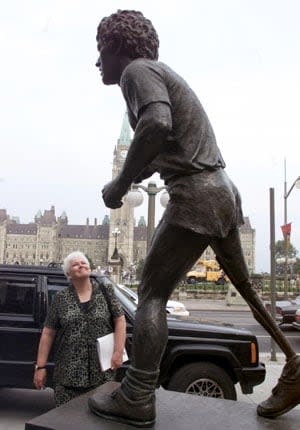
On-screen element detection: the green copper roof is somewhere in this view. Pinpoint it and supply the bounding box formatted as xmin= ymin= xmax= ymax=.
xmin=138 ymin=216 xmax=146 ymax=227
xmin=118 ymin=111 xmax=131 ymax=147
xmin=102 ymin=214 xmax=110 ymax=225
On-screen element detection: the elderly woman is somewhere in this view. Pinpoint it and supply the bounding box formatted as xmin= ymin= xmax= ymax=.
xmin=33 ymin=251 xmax=126 ymax=406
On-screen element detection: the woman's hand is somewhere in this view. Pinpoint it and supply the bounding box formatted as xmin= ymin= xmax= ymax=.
xmin=111 ymin=350 xmax=123 ymax=370
xmin=111 ymin=316 xmax=127 ymax=370
xmin=33 ymin=368 xmax=47 ymax=389
xmin=33 ymin=326 xmax=56 ymax=390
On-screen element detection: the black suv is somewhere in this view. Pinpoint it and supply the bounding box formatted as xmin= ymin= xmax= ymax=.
xmin=0 ymin=264 xmax=265 ymax=400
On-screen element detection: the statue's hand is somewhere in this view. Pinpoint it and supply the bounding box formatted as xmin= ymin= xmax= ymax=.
xmin=102 ymin=177 xmax=129 ymax=209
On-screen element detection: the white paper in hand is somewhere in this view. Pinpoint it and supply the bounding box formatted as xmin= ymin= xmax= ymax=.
xmin=96 ymin=332 xmax=128 ymax=371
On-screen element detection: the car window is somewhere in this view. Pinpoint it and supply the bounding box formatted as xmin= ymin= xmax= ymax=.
xmin=118 ymin=285 xmax=138 ymax=303
xmin=0 ymin=278 xmax=36 ymax=315
xmin=96 ymin=276 xmax=137 ymax=314
xmin=48 ymin=286 xmax=65 ymax=306
xmin=46 ymin=275 xmax=69 ymax=306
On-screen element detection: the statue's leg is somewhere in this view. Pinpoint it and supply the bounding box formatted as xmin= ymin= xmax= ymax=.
xmin=211 ymin=228 xmax=300 ymax=418
xmin=211 ymin=229 xmax=294 ymax=358
xmin=132 ymin=221 xmax=210 ymax=371
xmin=89 ymin=221 xmax=210 ymax=427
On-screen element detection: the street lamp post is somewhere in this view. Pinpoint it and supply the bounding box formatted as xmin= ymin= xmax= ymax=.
xmin=127 ymin=180 xmax=169 ymax=251
xmin=111 ymin=228 xmax=121 ymax=260
xmin=282 ymin=160 xmax=300 ymax=298
xmin=110 ymin=228 xmax=121 ymax=283
xmin=269 ymin=188 xmax=276 ymax=361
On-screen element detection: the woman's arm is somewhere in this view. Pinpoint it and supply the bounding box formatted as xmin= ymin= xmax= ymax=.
xmin=33 ymin=326 xmax=56 ymax=389
xmin=111 ymin=315 xmax=127 ymax=370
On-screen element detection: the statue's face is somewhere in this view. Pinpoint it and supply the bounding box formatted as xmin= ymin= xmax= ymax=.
xmin=96 ymin=44 xmax=123 ymax=85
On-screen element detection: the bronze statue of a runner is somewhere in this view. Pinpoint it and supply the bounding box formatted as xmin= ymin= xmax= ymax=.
xmin=88 ymin=9 xmax=300 ymax=428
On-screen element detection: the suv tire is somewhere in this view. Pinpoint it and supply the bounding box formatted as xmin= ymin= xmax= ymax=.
xmin=167 ymin=362 xmax=237 ymax=400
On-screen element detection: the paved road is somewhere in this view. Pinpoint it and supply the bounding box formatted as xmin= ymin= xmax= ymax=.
xmin=190 ymin=309 xmax=300 ymax=354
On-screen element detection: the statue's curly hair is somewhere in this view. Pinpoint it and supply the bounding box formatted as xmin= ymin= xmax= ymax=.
xmin=96 ymin=10 xmax=159 ymax=60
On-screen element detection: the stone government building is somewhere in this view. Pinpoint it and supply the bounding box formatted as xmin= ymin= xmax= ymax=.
xmin=0 ymin=113 xmax=256 ymax=274
xmin=0 ymin=206 xmax=148 ymax=271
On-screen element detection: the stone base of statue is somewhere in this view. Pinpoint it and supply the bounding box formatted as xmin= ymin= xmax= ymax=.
xmin=25 ymin=381 xmax=300 ymax=430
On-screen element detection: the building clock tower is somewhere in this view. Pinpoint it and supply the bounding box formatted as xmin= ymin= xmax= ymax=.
xmin=108 ymin=112 xmax=135 ymax=269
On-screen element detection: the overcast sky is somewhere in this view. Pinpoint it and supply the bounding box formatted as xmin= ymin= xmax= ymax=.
xmin=1 ymin=0 xmax=300 ymax=272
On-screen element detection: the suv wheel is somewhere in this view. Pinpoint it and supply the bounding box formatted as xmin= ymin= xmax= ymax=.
xmin=167 ymin=362 xmax=237 ymax=400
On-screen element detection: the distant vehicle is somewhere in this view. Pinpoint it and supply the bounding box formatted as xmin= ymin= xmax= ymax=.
xmin=117 ymin=284 xmax=189 ymax=317
xmin=186 ymin=259 xmax=228 ymax=284
xmin=265 ymin=296 xmax=300 ymax=326
xmin=292 ymin=308 xmax=300 ymax=331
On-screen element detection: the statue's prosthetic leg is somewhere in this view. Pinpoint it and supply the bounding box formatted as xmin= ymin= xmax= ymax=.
xmin=212 ymin=230 xmax=300 ymax=417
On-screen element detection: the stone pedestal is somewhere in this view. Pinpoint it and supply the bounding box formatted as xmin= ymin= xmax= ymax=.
xmin=25 ymin=381 xmax=300 ymax=430
xmin=108 ymin=260 xmax=122 ymax=284
xmin=226 ymin=283 xmax=248 ymax=306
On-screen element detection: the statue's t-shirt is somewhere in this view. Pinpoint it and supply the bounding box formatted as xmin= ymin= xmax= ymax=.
xmin=120 ymin=59 xmax=244 ymax=237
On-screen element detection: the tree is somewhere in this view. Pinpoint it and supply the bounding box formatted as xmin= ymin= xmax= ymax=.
xmin=294 ymin=258 xmax=300 ymax=275
xmin=275 ymin=240 xmax=298 ymax=276
xmin=275 ymin=240 xmax=298 ymax=259
xmin=86 ymin=255 xmax=96 ymax=270
xmin=135 ymin=259 xmax=145 ymax=281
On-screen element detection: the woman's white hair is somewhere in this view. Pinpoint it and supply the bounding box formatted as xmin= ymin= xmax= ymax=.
xmin=62 ymin=251 xmax=90 ymax=277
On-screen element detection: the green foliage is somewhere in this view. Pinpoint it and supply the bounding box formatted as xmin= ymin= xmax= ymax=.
xmin=294 ymin=258 xmax=300 ymax=274
xmin=86 ymin=255 xmax=96 ymax=270
xmin=179 ymin=282 xmax=228 ymax=293
xmin=275 ymin=240 xmax=298 ymax=258
xmin=135 ymin=259 xmax=145 ymax=281
xmin=275 ymin=240 xmax=298 ymax=276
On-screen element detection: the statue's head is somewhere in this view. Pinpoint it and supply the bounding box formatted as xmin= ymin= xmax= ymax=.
xmin=96 ymin=10 xmax=159 ymax=61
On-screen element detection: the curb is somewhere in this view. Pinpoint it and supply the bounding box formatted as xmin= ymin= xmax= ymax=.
xmin=182 ymin=300 xmax=250 ymax=312
xmin=186 ymin=306 xmax=250 ymax=312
